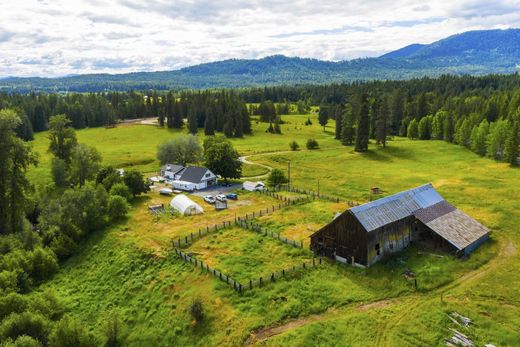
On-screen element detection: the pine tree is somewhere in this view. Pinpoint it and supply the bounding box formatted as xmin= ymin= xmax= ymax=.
xmin=376 ymin=97 xmax=389 ymax=147
xmin=166 ymin=93 xmax=174 ymax=128
xmin=443 ymin=113 xmax=455 ymax=142
xmin=188 ymin=106 xmax=198 ymax=135
xmin=505 ymin=117 xmax=519 ymax=165
xmin=341 ymin=104 xmax=355 ymax=146
xmin=173 ymin=99 xmax=183 ymax=128
xmin=418 ymin=116 xmax=431 ymax=140
xmin=355 ymin=94 xmax=370 ymax=152
xmin=223 ymin=120 xmax=234 ymax=138
xmin=335 ymin=105 xmax=343 ymax=140
xmin=204 ymin=110 xmax=215 ymax=136
xmin=318 ymin=103 xmax=329 ymax=131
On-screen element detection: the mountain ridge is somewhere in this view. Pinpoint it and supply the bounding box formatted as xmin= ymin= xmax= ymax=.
xmin=2 ymin=28 xmax=520 ymax=92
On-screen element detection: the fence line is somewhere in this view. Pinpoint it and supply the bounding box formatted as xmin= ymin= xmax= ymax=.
xmin=236 ymin=219 xmax=304 ymax=249
xmin=274 ymin=185 xmax=360 ymax=206
xmin=174 ymin=248 xmax=325 ymax=292
xmin=171 ymin=195 xmax=312 ymax=249
xmin=174 ymin=248 xmax=244 ymax=292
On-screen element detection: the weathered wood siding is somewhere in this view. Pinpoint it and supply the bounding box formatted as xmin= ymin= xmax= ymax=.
xmin=310 ymin=211 xmax=368 ymax=265
xmin=366 ymin=217 xmax=413 ymax=266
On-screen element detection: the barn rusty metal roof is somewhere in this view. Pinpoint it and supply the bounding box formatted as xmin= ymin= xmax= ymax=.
xmin=415 ymin=207 xmax=490 ymax=250
xmin=350 ymin=183 xmax=444 ymax=232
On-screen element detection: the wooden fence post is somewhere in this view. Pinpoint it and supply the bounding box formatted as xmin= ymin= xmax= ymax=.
xmin=271 ymin=273 xmax=275 ymax=282
xmin=259 ymin=277 xmax=263 ymax=287
xmin=249 ymin=279 xmax=252 ymax=290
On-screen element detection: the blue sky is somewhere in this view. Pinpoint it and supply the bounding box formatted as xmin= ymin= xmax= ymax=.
xmin=0 ymin=0 xmax=519 ymax=77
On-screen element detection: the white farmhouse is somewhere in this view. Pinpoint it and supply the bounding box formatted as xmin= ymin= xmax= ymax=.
xmin=160 ymin=164 xmax=218 ymax=191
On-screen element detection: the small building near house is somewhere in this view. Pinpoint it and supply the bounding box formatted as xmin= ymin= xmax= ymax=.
xmin=243 ymin=181 xmax=265 ymax=192
xmin=169 ymin=194 xmax=204 ymax=215
xmin=310 ymin=183 xmax=490 ymax=267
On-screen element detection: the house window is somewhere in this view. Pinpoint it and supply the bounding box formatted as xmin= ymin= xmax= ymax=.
xmin=389 ymin=243 xmax=393 ymax=250
xmin=375 ymin=243 xmax=380 ymax=256
xmin=205 ymin=173 xmax=211 ymax=177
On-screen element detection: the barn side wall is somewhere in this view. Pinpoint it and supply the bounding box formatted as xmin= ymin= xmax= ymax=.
xmin=366 ymin=217 xmax=413 ymax=266
xmin=310 ymin=211 xmax=368 ymax=265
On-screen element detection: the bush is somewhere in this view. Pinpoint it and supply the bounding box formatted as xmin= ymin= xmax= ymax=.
xmin=289 ymin=141 xmax=299 ymax=151
xmin=306 ymin=138 xmax=319 ymax=149
xmin=107 ymin=196 xmax=130 ymax=221
xmin=109 ymin=183 xmax=131 ymax=202
xmin=267 ymin=169 xmax=289 ymax=187
xmin=0 ymin=312 xmax=50 ymax=345
xmin=29 ymin=247 xmax=58 ymax=283
xmin=0 ymin=293 xmax=29 ymax=321
xmin=3 ymin=335 xmax=43 ymax=347
xmin=190 ymin=299 xmax=204 ymax=326
xmin=48 ymin=315 xmax=98 ymax=347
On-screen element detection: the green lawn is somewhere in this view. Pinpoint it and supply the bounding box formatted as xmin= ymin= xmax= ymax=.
xmin=30 ymin=121 xmax=520 ymax=346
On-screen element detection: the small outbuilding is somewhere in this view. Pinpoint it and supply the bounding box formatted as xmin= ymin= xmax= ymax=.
xmin=310 ymin=183 xmax=490 ymax=267
xmin=243 ymin=181 xmax=265 ymax=192
xmin=169 ymin=195 xmax=204 ymax=216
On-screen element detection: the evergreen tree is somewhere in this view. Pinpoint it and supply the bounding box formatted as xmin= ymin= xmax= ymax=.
xmin=390 ymin=89 xmax=405 ymax=134
xmin=416 ymin=93 xmax=428 ymax=119
xmin=487 ymin=119 xmax=509 ymax=160
xmin=470 ymin=120 xmax=489 ymax=156
xmin=166 ymin=93 xmax=174 ymax=128
xmin=376 ymin=97 xmax=389 ymax=147
xmin=335 ymin=106 xmax=343 ymax=140
xmin=173 ymin=99 xmax=183 ymax=128
xmin=505 ymin=117 xmax=520 ymax=165
xmin=341 ymin=104 xmax=355 ymax=146
xmin=188 ymin=107 xmax=198 ymax=135
xmin=318 ymin=104 xmax=329 ymax=131
xmin=0 ymin=109 xmax=38 ymax=234
xmin=355 ymin=94 xmax=370 ymax=152
xmin=443 ymin=113 xmax=455 ymax=142
xmin=204 ymin=110 xmax=216 ymax=136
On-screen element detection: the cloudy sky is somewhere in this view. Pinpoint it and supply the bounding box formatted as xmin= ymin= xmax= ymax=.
xmin=1 ymin=0 xmax=519 ymax=77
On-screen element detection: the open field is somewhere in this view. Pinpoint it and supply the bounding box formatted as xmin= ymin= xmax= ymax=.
xmin=186 ymin=226 xmax=313 ymax=283
xmin=28 ymin=114 xmax=336 ymax=187
xmin=28 ymin=120 xmax=520 ymax=346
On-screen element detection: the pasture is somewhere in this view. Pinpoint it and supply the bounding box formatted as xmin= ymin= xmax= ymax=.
xmin=28 ymin=115 xmax=520 ymax=346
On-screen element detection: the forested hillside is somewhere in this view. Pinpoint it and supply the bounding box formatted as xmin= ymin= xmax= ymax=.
xmin=1 ymin=29 xmax=520 ymax=92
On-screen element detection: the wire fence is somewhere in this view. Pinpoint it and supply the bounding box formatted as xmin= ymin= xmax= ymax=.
xmin=273 ymin=185 xmax=360 ymax=206
xmin=173 ymin=248 xmax=325 ymax=292
xmin=171 ymin=195 xmax=312 ymax=249
xmin=236 ymin=219 xmax=304 ymax=249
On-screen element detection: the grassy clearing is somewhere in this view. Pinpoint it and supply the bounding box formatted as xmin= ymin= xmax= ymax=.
xmin=28 ymin=121 xmax=520 ymax=346
xmin=253 ymin=199 xmax=346 ymax=246
xmin=186 ymin=226 xmax=313 ymax=283
xmin=28 ymin=114 xmax=336 ymax=187
xmin=241 ymin=162 xmax=270 ymax=177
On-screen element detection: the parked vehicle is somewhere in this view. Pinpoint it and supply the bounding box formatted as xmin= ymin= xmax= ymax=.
xmin=216 ymin=194 xmax=227 ymax=202
xmin=203 ymin=195 xmax=216 ymax=204
xmin=226 ymin=193 xmax=238 ymax=200
xmin=159 ymin=188 xmax=173 ymax=196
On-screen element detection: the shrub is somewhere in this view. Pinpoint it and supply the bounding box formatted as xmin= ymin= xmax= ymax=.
xmin=306 ymin=138 xmax=319 ymax=150
xmin=190 ymin=299 xmax=204 ymax=326
xmin=30 ymin=247 xmax=58 ymax=283
xmin=109 ymin=183 xmax=131 ymax=202
xmin=267 ymin=169 xmax=289 ymax=187
xmin=0 ymin=311 xmax=51 ymax=344
xmin=0 ymin=293 xmax=29 ymax=320
xmin=3 ymin=335 xmax=43 ymax=347
xmin=48 ymin=315 xmax=98 ymax=347
xmin=289 ymin=141 xmax=299 ymax=151
xmin=107 ymin=196 xmax=130 ymax=221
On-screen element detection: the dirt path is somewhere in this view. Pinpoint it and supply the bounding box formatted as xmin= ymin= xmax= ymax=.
xmin=244 ymin=239 xmax=517 ymax=346
xmin=239 ymin=146 xmax=344 ymax=180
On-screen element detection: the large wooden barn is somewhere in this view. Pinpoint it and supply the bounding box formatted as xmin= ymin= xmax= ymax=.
xmin=310 ymin=184 xmax=490 ymax=267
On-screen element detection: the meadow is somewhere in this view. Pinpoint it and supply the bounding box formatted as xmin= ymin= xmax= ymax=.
xmin=28 ymin=114 xmax=520 ymax=346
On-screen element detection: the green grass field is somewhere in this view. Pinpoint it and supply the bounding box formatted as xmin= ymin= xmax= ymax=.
xmin=28 ymin=115 xmax=520 ymax=346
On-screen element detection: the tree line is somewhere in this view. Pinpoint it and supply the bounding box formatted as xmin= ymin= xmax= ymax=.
xmin=0 ymin=110 xmax=150 ymax=345
xmin=0 ymin=89 xmax=252 ymax=139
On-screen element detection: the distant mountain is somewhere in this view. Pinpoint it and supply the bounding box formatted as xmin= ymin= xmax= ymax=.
xmin=2 ymin=29 xmax=520 ymax=92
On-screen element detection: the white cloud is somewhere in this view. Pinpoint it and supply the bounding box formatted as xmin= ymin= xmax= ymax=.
xmin=0 ymin=0 xmax=519 ymax=77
